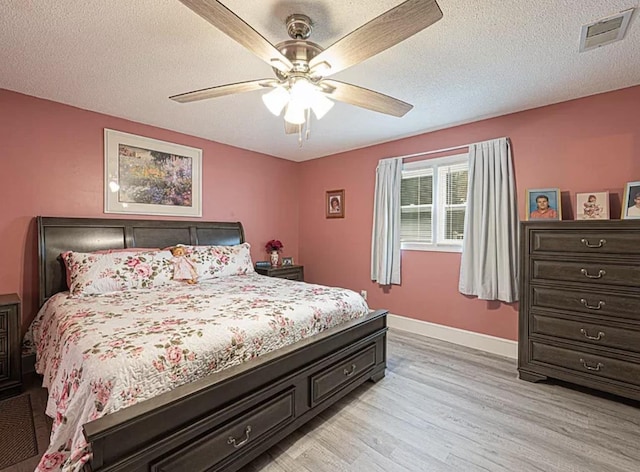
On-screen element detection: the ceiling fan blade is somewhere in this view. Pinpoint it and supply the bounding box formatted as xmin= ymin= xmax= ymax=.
xmin=178 ymin=0 xmax=294 ymax=73
xmin=309 ymin=0 xmax=443 ymax=77
xmin=170 ymin=79 xmax=276 ymax=103
xmin=284 ymin=121 xmax=301 ymax=135
xmin=322 ymin=80 xmax=413 ymax=117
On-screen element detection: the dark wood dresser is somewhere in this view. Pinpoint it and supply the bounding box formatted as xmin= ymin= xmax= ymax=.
xmin=255 ymin=265 xmax=304 ymax=281
xmin=518 ymin=220 xmax=640 ymax=401
xmin=0 ymin=293 xmax=22 ymax=398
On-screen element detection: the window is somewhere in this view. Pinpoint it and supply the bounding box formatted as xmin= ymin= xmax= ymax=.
xmin=400 ymin=153 xmax=469 ymax=252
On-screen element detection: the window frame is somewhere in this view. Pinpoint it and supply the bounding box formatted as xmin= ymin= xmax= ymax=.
xmin=400 ymin=153 xmax=469 ymax=253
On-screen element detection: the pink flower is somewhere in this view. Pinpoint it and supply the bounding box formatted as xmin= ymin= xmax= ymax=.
xmin=39 ymin=452 xmax=66 ymax=470
xmin=135 ymin=263 xmax=151 ymax=278
xmin=166 ymin=345 xmax=183 ymax=365
xmin=126 ymin=258 xmax=140 ymax=267
xmin=153 ymin=359 xmax=165 ymax=372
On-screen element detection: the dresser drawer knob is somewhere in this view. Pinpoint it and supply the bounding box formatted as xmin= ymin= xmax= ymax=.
xmin=580 ymin=328 xmax=605 ymax=341
xmin=343 ymin=364 xmax=357 ymax=377
xmin=580 ymin=358 xmax=604 ymax=372
xmin=580 ymin=268 xmax=606 ymax=279
xmin=580 ymin=298 xmax=605 ymax=310
xmin=228 ymin=425 xmax=252 ymax=448
xmin=580 ymin=238 xmax=606 ymax=248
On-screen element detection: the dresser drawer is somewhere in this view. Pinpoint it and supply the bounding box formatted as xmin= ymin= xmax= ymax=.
xmin=532 ymin=259 xmax=640 ymax=288
xmin=531 ymin=286 xmax=640 ymax=322
xmin=0 ymin=336 xmax=6 ymax=355
xmin=275 ymin=269 xmax=303 ymax=281
xmin=0 ymin=358 xmax=7 ymax=379
xmin=531 ymin=230 xmax=640 ymax=255
xmin=532 ymin=314 xmax=640 ymax=354
xmin=0 ymin=310 xmax=7 ymax=332
xmin=310 ymin=344 xmax=376 ymax=406
xmin=151 ymin=389 xmax=295 ymax=472
xmin=531 ymin=341 xmax=640 ymax=387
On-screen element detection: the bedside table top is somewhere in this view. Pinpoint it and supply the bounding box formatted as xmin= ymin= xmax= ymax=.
xmin=0 ymin=294 xmax=20 ymax=306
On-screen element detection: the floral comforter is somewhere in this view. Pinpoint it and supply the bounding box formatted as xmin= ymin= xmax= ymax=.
xmin=28 ymin=274 xmax=369 ymax=471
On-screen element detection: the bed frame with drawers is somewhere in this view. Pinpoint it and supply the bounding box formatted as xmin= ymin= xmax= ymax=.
xmin=37 ymin=216 xmax=388 ymax=472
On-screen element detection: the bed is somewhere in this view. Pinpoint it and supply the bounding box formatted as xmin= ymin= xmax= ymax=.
xmin=32 ymin=216 xmax=388 ymax=472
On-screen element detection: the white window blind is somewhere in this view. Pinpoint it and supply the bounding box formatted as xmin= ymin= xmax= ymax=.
xmin=400 ymin=154 xmax=468 ymax=252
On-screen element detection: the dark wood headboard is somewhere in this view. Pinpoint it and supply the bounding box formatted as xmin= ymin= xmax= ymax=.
xmin=37 ymin=216 xmax=245 ymax=306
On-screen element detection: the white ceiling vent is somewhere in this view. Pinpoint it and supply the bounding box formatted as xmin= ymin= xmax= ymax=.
xmin=580 ymin=9 xmax=635 ymax=52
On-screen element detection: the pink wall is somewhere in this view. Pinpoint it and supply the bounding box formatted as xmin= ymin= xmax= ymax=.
xmin=298 ymin=85 xmax=640 ymax=341
xmin=0 ymin=89 xmax=299 ymax=334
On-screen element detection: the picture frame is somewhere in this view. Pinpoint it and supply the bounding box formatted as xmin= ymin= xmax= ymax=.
xmin=526 ymin=188 xmax=561 ymax=221
xmin=622 ymin=181 xmax=640 ymax=219
xmin=282 ymin=257 xmax=294 ymax=266
xmin=326 ymin=189 xmax=345 ymax=218
xmin=104 ymin=129 xmax=202 ymax=217
xmin=576 ymin=191 xmax=609 ymax=220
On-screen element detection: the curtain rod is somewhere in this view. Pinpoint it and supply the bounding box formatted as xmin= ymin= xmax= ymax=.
xmin=395 ymin=137 xmax=507 ymax=161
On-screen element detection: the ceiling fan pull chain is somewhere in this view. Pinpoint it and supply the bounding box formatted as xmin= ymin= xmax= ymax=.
xmin=306 ymin=109 xmax=311 ymax=140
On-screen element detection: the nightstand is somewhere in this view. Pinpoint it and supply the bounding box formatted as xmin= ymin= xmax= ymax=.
xmin=0 ymin=293 xmax=21 ymax=398
xmin=255 ymin=265 xmax=304 ymax=281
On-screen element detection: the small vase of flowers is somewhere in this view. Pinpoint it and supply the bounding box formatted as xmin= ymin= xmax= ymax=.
xmin=265 ymin=239 xmax=284 ymax=267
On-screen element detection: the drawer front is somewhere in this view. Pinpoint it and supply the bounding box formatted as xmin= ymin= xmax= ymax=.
xmin=0 ymin=336 xmax=6 ymax=355
xmin=275 ymin=270 xmax=302 ymax=281
xmin=531 ymin=341 xmax=640 ymax=387
xmin=0 ymin=357 xmax=7 ymax=379
xmin=531 ymin=230 xmax=640 ymax=255
xmin=532 ymin=259 xmax=640 ymax=288
xmin=152 ymin=389 xmax=295 ymax=472
xmin=531 ymin=286 xmax=640 ymax=322
xmin=0 ymin=310 xmax=7 ymax=332
xmin=532 ymin=314 xmax=640 ymax=354
xmin=311 ymin=345 xmax=376 ymax=405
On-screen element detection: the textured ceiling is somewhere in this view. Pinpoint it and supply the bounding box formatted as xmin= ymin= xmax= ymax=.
xmin=1 ymin=0 xmax=639 ymax=162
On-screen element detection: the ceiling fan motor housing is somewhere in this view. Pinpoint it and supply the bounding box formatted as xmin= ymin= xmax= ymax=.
xmin=273 ymin=39 xmax=323 ymax=80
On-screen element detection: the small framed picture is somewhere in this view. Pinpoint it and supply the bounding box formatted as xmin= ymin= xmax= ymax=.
xmin=526 ymin=188 xmax=561 ymax=220
xmin=622 ymin=181 xmax=640 ymax=219
xmin=282 ymin=257 xmax=294 ymax=266
xmin=576 ymin=192 xmax=609 ymax=220
xmin=326 ymin=189 xmax=345 ymax=218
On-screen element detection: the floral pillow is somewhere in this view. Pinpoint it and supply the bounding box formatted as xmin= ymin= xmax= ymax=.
xmin=182 ymin=243 xmax=254 ymax=281
xmin=62 ymin=250 xmax=175 ymax=296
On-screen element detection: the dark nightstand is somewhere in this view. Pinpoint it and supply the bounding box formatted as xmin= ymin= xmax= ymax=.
xmin=0 ymin=293 xmax=22 ymax=398
xmin=255 ymin=265 xmax=304 ymax=281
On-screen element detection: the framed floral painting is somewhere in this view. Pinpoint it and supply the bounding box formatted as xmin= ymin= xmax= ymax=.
xmin=104 ymin=129 xmax=202 ymax=217
xmin=326 ymin=189 xmax=345 ymax=218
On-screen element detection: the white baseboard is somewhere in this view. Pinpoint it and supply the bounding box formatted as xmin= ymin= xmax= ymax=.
xmin=387 ymin=314 xmax=518 ymax=359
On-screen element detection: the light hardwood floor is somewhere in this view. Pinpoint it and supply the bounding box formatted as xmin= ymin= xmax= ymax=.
xmin=4 ymin=329 xmax=640 ymax=471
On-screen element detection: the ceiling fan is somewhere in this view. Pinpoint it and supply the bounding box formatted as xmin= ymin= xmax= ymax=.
xmin=170 ymin=0 xmax=443 ymax=144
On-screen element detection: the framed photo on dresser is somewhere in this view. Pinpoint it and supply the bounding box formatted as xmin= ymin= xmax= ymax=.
xmin=526 ymin=188 xmax=561 ymax=220
xmin=622 ymin=181 xmax=640 ymax=219
xmin=576 ymin=191 xmax=609 ymax=220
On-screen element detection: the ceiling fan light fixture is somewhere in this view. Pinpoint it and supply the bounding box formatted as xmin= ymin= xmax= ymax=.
xmin=284 ymin=102 xmax=306 ymax=125
xmin=262 ymin=86 xmax=289 ymax=116
xmin=310 ymin=94 xmax=334 ymax=120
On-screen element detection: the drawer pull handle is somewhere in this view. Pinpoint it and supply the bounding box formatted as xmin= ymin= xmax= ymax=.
xmin=580 ymin=298 xmax=605 ymax=310
xmin=343 ymin=364 xmax=357 ymax=377
xmin=580 ymin=358 xmax=604 ymax=372
xmin=580 ymin=328 xmax=605 ymax=341
xmin=580 ymin=238 xmax=606 ymax=248
xmin=580 ymin=268 xmax=606 ymax=279
xmin=228 ymin=426 xmax=252 ymax=448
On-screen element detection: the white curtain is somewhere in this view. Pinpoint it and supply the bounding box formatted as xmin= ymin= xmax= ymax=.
xmin=371 ymin=157 xmax=403 ymax=285
xmin=458 ymin=138 xmax=519 ymax=302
